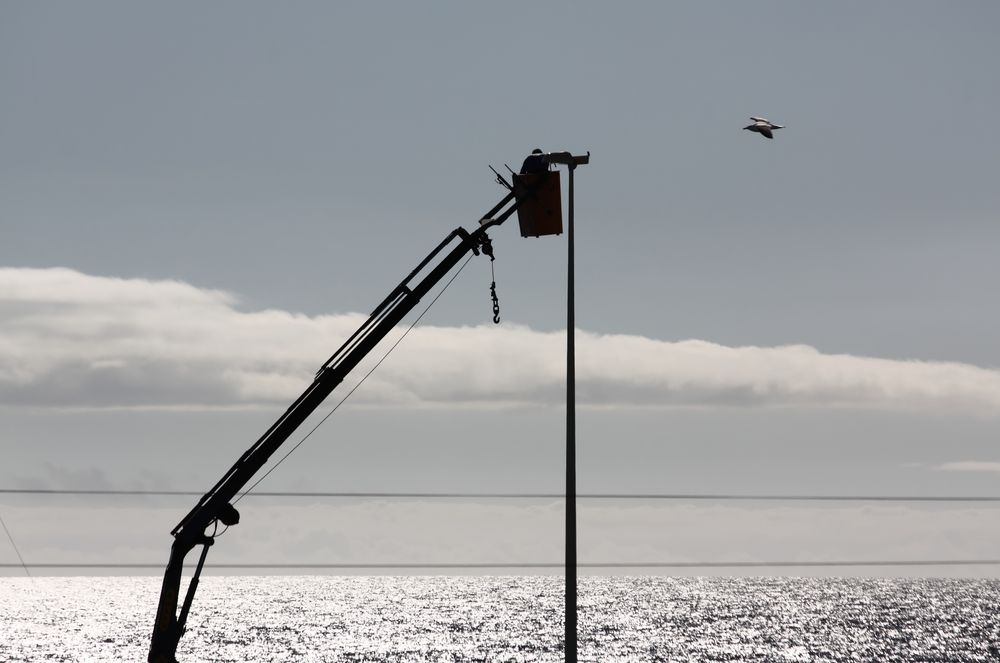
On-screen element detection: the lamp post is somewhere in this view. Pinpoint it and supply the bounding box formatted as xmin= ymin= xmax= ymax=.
xmin=541 ymin=150 xmax=590 ymax=663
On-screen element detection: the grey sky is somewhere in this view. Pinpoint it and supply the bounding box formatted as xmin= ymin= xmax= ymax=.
xmin=3 ymin=2 xmax=1000 ymax=577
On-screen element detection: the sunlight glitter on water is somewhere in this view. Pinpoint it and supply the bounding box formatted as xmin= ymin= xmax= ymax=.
xmin=2 ymin=576 xmax=999 ymax=662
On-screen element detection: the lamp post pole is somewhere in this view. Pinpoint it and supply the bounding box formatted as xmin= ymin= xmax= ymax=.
xmin=565 ymin=159 xmax=578 ymax=663
xmin=541 ymin=151 xmax=589 ymax=663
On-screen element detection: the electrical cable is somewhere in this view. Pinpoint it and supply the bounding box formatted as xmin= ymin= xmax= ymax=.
xmin=0 ymin=510 xmax=32 ymax=578
xmin=3 ymin=489 xmax=1000 ymax=502
xmin=5 ymin=559 xmax=1000 ymax=570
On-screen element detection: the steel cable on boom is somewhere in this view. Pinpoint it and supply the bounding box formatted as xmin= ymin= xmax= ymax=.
xmin=232 ymin=254 xmax=477 ymax=508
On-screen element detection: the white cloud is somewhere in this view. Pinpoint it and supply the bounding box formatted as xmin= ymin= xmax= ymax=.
xmin=936 ymin=462 xmax=1000 ymax=473
xmin=4 ymin=266 xmax=1000 ymax=414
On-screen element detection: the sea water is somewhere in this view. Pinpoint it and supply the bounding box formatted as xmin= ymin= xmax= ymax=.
xmin=2 ymin=576 xmax=999 ymax=662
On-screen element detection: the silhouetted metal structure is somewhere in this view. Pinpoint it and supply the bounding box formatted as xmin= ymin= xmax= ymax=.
xmin=541 ymin=151 xmax=589 ymax=663
xmin=147 ymin=159 xmax=584 ymax=662
xmin=513 ymin=171 xmax=563 ymax=237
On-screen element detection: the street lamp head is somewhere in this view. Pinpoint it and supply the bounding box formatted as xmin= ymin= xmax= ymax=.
xmin=540 ymin=151 xmax=590 ymax=166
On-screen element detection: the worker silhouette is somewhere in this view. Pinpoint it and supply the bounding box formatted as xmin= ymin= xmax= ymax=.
xmin=520 ymin=148 xmax=548 ymax=174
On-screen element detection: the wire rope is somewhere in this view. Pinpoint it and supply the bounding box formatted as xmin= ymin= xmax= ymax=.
xmin=232 ymin=253 xmax=476 ymax=507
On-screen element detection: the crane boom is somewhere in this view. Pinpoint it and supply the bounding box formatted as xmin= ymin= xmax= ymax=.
xmin=148 ymin=190 xmax=519 ymax=662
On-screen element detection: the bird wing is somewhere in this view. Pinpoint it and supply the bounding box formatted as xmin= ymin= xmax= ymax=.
xmin=760 ymin=127 xmax=773 ymax=139
xmin=770 ymin=123 xmax=784 ymax=129
xmin=750 ymin=116 xmax=769 ymax=123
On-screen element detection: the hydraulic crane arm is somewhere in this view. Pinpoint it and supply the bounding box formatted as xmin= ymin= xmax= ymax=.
xmin=148 ymin=191 xmax=518 ymax=663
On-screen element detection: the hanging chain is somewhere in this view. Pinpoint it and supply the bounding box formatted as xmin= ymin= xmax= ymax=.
xmin=480 ymin=235 xmax=501 ymax=324
xmin=490 ymin=261 xmax=501 ymax=324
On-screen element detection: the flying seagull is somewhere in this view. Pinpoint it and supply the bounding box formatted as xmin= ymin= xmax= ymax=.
xmin=744 ymin=116 xmax=784 ymax=139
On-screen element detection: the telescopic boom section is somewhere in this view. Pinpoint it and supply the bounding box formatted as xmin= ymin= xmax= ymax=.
xmin=148 ymin=192 xmax=518 ymax=663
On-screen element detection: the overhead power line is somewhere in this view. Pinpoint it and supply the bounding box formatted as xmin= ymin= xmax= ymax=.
xmin=3 ymin=489 xmax=1000 ymax=502
xmin=4 ymin=559 xmax=1000 ymax=570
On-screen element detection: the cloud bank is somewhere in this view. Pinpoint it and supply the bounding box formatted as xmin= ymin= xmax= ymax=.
xmin=3 ymin=267 xmax=1000 ymax=413
xmin=937 ymin=462 xmax=1000 ymax=473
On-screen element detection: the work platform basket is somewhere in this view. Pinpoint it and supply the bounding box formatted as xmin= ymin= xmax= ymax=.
xmin=512 ymin=171 xmax=563 ymax=237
